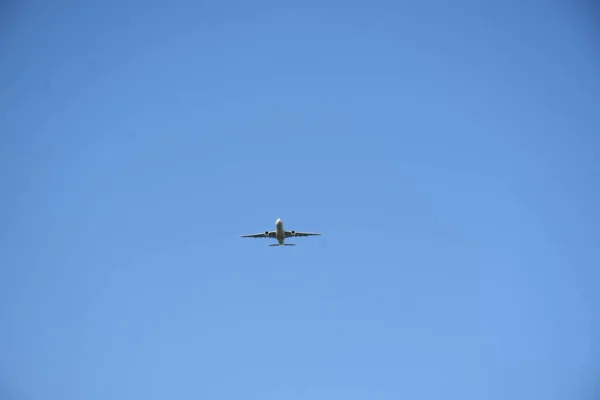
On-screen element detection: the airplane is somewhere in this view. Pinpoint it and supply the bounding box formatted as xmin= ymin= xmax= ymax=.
xmin=240 ymin=218 xmax=322 ymax=246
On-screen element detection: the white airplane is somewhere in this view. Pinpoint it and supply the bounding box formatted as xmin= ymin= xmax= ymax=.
xmin=240 ymin=218 xmax=322 ymax=246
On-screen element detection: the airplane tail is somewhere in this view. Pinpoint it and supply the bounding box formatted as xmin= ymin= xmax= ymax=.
xmin=269 ymin=244 xmax=296 ymax=247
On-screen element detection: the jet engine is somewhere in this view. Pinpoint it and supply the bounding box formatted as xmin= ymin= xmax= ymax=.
xmin=291 ymin=230 xmax=296 ymax=235
xmin=264 ymin=231 xmax=269 ymax=235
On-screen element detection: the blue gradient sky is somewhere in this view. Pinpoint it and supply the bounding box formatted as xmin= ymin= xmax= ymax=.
xmin=1 ymin=2 xmax=599 ymax=399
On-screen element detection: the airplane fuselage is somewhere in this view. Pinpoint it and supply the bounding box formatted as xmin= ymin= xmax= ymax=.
xmin=275 ymin=218 xmax=285 ymax=245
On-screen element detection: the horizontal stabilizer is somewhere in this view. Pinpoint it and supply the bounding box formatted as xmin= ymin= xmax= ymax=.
xmin=269 ymin=243 xmax=296 ymax=247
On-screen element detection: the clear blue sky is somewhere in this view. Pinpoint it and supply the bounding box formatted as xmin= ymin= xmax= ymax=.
xmin=1 ymin=1 xmax=599 ymax=399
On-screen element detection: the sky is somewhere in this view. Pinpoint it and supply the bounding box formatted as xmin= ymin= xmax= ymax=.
xmin=1 ymin=1 xmax=599 ymax=399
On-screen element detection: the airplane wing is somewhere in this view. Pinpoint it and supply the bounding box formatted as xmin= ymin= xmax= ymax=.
xmin=240 ymin=231 xmax=276 ymax=239
xmin=285 ymin=231 xmax=322 ymax=238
